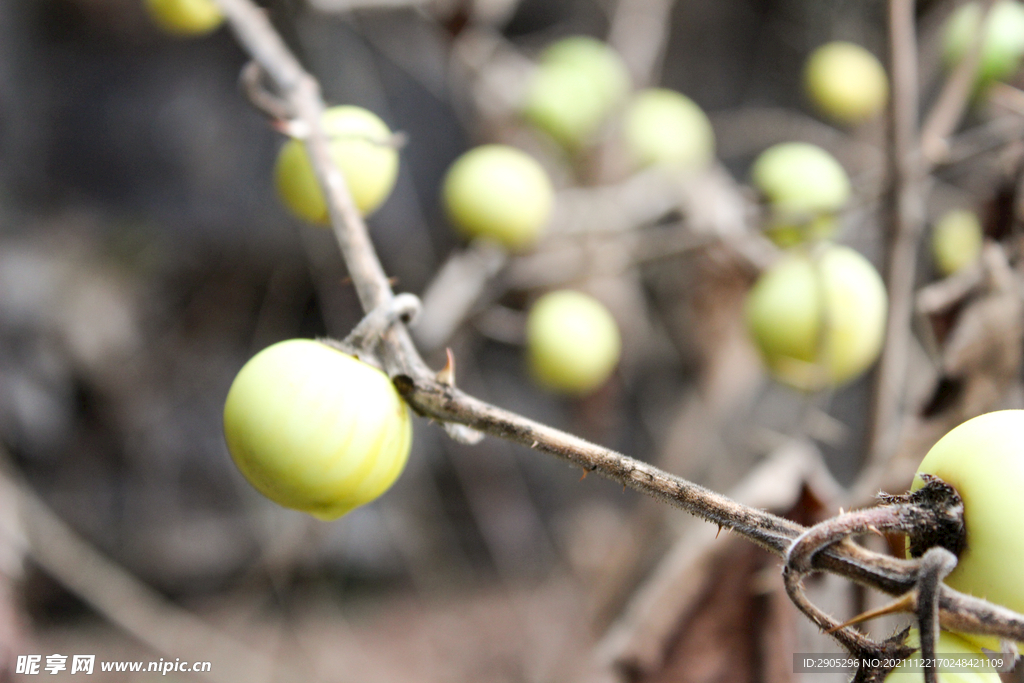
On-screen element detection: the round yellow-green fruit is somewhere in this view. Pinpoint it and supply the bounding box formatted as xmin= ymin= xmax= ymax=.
xmin=539 ymin=36 xmax=630 ymax=104
xmin=744 ymin=244 xmax=887 ymax=390
xmin=144 ymin=0 xmax=224 ymax=36
xmin=884 ymin=629 xmax=1001 ymax=682
xmin=526 ymin=290 xmax=621 ymax=395
xmin=274 ymin=106 xmax=399 ymax=224
xmin=623 ymin=88 xmax=715 ymax=172
xmin=912 ymin=411 xmax=1024 ymax=635
xmin=932 ymin=210 xmax=983 ymax=276
xmin=804 ymin=41 xmax=889 ymax=125
xmin=944 ymin=0 xmax=1024 ymax=87
xmin=223 ymin=339 xmax=412 ymax=520
xmin=442 ymin=144 xmax=554 ymax=251
xmin=523 ymin=36 xmax=630 ymax=149
xmin=751 ymin=142 xmax=852 ymax=247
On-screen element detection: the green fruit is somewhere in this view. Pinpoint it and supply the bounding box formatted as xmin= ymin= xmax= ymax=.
xmin=623 ymin=88 xmax=715 ymax=171
xmin=751 ymin=142 xmax=851 ymax=247
xmin=912 ymin=411 xmax=1024 ymax=636
xmin=526 ymin=290 xmax=621 ymax=395
xmin=884 ymin=629 xmax=1001 ymax=682
xmin=442 ymin=144 xmax=554 ymax=251
xmin=523 ymin=64 xmax=610 ymax=149
xmin=944 ymin=0 xmax=1024 ymax=87
xmin=804 ymin=42 xmax=889 ymax=125
xmin=932 ymin=210 xmax=983 ymax=276
xmin=223 ymin=339 xmax=412 ymax=520
xmin=744 ymin=244 xmax=887 ymax=390
xmin=274 ymin=106 xmax=399 ymax=224
xmin=523 ymin=36 xmax=630 ymax=149
xmin=144 ymin=0 xmax=224 ymax=36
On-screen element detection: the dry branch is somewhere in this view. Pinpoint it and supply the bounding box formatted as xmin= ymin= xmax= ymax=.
xmin=0 ymin=459 xmax=272 ymax=683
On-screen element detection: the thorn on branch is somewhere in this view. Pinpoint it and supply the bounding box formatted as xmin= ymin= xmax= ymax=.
xmin=436 ymin=349 xmax=456 ymax=386
xmin=827 ymin=593 xmax=916 ymax=634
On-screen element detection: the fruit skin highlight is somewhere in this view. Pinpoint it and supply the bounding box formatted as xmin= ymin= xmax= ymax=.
xmin=623 ymin=88 xmax=715 ymax=172
xmin=275 ymin=106 xmax=399 ymax=224
xmin=744 ymin=244 xmax=887 ymax=390
xmin=804 ymin=41 xmax=889 ymax=125
xmin=943 ymin=0 xmax=1024 ymax=88
xmin=223 ymin=339 xmax=412 ymax=520
xmin=911 ymin=411 xmax=1024 ymax=635
xmin=523 ymin=36 xmax=630 ymax=149
xmin=442 ymin=144 xmax=554 ymax=252
xmin=932 ymin=210 xmax=983 ymax=276
xmin=526 ymin=290 xmax=621 ymax=395
xmin=751 ymin=142 xmax=851 ymax=247
xmin=883 ymin=629 xmax=1001 ymax=682
xmin=144 ymin=0 xmax=224 ymax=36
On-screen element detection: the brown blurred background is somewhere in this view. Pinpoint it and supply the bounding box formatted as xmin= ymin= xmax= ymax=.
xmin=1 ymin=0 xmax=1023 ymax=681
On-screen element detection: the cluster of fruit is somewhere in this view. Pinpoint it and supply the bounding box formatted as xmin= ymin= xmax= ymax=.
xmin=522 ymin=36 xmax=715 ymax=172
xmin=922 ymin=0 xmax=1024 ymax=277
xmin=159 ymin=14 xmax=1024 ymax=660
xmin=769 ymin=11 xmax=1022 ymax=676
xmin=163 ymin=7 xmax=1023 ymax=678
xmin=437 ymin=35 xmax=723 ymax=400
xmin=437 ymin=36 xmax=723 ymax=397
xmin=212 ymin=31 xmax=726 ymax=518
xmin=743 ymin=41 xmax=889 ymax=391
xmin=744 ymin=0 xmax=1021 ymax=391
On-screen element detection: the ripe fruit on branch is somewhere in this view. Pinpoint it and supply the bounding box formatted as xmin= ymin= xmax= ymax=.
xmin=442 ymin=144 xmax=554 ymax=251
xmin=884 ymin=629 xmax=1001 ymax=682
xmin=803 ymin=41 xmax=889 ymax=125
xmin=526 ymin=290 xmax=621 ymax=395
xmin=274 ymin=106 xmax=399 ymax=224
xmin=944 ymin=0 xmax=1024 ymax=87
xmin=912 ymin=410 xmax=1024 ymax=630
xmin=623 ymin=88 xmax=715 ymax=172
xmin=932 ymin=209 xmax=983 ymax=276
xmin=751 ymin=142 xmax=851 ymax=247
xmin=744 ymin=244 xmax=887 ymax=390
xmin=223 ymin=339 xmax=412 ymax=520
xmin=144 ymin=0 xmax=224 ymax=36
xmin=522 ymin=36 xmax=630 ymax=149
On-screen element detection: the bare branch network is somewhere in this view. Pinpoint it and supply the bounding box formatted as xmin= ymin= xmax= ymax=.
xmin=213 ymin=0 xmax=1024 ymax=675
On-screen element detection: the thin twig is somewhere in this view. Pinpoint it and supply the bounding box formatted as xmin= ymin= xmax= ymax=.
xmin=0 ymin=462 xmax=273 ymax=683
xmin=865 ymin=0 xmax=926 ymax=473
xmin=919 ymin=0 xmax=996 ymax=164
xmin=413 ymin=241 xmax=507 ymax=354
xmin=394 ymin=375 xmax=802 ymax=554
xmin=607 ymin=0 xmax=678 ymax=88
